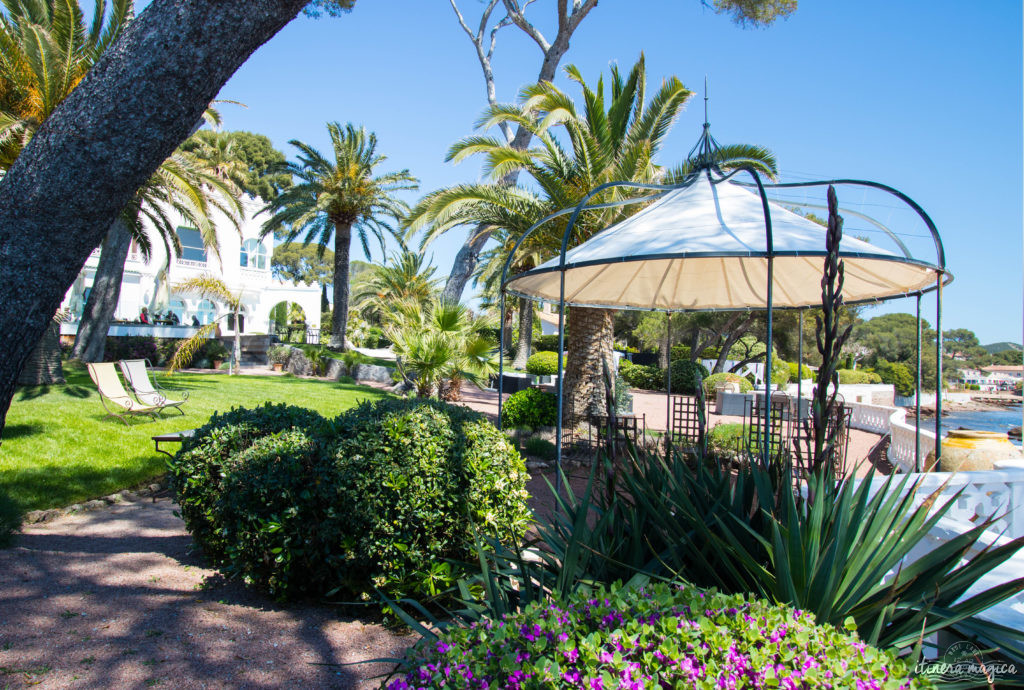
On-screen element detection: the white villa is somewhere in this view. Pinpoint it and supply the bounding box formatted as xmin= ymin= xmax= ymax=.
xmin=955 ymin=365 xmax=1024 ymax=391
xmin=60 ymin=199 xmax=322 ymax=341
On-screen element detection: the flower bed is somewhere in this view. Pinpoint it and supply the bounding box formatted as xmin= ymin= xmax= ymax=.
xmin=386 ymin=583 xmax=924 ymax=689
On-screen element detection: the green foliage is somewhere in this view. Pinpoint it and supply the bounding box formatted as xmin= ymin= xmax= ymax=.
xmin=270 ymin=242 xmax=334 ymax=287
xmin=707 ymin=422 xmax=745 ymax=452
xmin=267 ymin=345 xmax=291 ymax=365
xmin=524 ymin=351 xmax=563 ymax=376
xmin=596 ymin=448 xmax=1024 ymax=657
xmin=852 ymin=313 xmax=934 ymax=367
xmin=787 ymin=360 xmax=815 ymax=382
xmin=0 ymin=489 xmax=21 ymax=548
xmin=105 ymin=335 xmax=159 ymax=363
xmin=702 ymin=372 xmax=753 ymax=397
xmin=204 ymin=339 xmax=229 ymax=361
xmin=874 ymin=359 xmax=915 ymax=396
xmin=388 ymin=584 xmax=922 ymax=690
xmin=837 ymin=369 xmax=882 ymax=384
xmin=182 ymin=130 xmax=292 ymax=201
xmin=533 ymin=334 xmax=563 ymax=352
xmin=771 ymin=356 xmax=790 ymax=386
xmin=523 ymin=436 xmax=556 ymax=462
xmin=670 ymin=343 xmax=692 ymax=361
xmin=500 ymin=388 xmax=558 ymax=429
xmin=618 ymin=359 xmax=664 ymax=391
xmin=169 ymin=399 xmax=530 ymax=606
xmin=669 ymin=359 xmax=709 ymax=394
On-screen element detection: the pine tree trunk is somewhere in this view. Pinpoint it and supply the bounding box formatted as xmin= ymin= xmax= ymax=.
xmin=0 ymin=0 xmax=310 ymax=432
xmin=330 ymin=221 xmax=352 ymax=350
xmin=72 ymin=219 xmax=133 ymax=362
xmin=511 ymin=299 xmax=534 ymax=370
xmin=562 ymin=307 xmax=614 ymax=424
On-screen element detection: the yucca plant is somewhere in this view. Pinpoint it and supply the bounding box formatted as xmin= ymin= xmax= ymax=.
xmin=167 ymin=275 xmax=243 ymax=375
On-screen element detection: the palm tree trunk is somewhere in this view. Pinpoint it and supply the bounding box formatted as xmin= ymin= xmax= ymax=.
xmin=17 ymin=318 xmax=65 ymax=386
xmin=562 ymin=307 xmax=615 ymax=425
xmin=232 ymin=304 xmax=241 ymax=375
xmin=511 ymin=299 xmax=534 ymax=370
xmin=330 ymin=220 xmax=352 ymax=350
xmin=72 ymin=219 xmax=133 ymax=362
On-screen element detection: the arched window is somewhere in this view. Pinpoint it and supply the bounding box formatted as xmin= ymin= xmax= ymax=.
xmin=196 ymin=299 xmax=216 ymax=325
xmin=168 ymin=297 xmax=187 ymax=324
xmin=240 ymin=238 xmax=267 ymax=270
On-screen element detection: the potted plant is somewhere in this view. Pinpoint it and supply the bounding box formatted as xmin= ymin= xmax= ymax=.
xmin=268 ymin=345 xmax=290 ymax=372
xmin=205 ymin=339 xmax=230 ymax=370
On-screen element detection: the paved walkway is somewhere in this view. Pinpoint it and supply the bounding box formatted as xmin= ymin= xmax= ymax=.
xmin=458 ymin=385 xmax=888 ymax=478
xmin=0 ymin=498 xmax=408 ymax=689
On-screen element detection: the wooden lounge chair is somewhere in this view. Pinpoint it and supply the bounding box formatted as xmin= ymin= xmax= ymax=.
xmin=86 ymin=362 xmax=162 ymax=425
xmin=119 ymin=359 xmax=188 ymax=415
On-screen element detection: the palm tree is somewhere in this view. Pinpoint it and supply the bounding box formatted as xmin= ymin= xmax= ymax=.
xmin=411 ymin=56 xmax=777 ymax=420
xmin=411 ymin=56 xmax=690 ymax=419
xmin=0 ymin=0 xmax=131 ymax=170
xmin=385 ymin=298 xmax=497 ymax=400
xmin=261 ymin=122 xmax=418 ymax=349
xmin=408 ymin=183 xmax=553 ymax=370
xmin=167 ymin=275 xmax=243 ymax=375
xmin=351 ymin=248 xmax=439 ymax=324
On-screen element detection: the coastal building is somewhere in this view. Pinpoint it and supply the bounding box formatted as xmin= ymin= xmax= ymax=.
xmin=981 ymin=365 xmax=1024 ymax=391
xmin=59 ymin=199 xmax=321 ymax=341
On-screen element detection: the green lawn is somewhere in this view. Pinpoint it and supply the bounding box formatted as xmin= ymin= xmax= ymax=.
xmin=0 ymin=362 xmax=389 ymax=512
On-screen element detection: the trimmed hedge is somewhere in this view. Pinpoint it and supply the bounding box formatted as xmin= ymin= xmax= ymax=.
xmin=387 ymin=583 xmax=923 ymax=690
xmin=837 ymin=369 xmax=882 ymax=384
xmin=525 ymin=351 xmax=563 ymax=376
xmin=501 ymin=388 xmax=558 ymax=429
xmin=169 ymin=400 xmax=530 ymax=605
xmin=533 ymin=335 xmax=564 ymax=352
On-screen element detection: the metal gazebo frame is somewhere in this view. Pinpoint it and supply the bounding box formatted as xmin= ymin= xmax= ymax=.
xmin=497 ymin=122 xmax=951 ymax=486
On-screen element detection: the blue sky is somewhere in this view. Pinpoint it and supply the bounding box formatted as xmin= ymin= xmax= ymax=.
xmin=210 ymin=1 xmax=1022 ymax=344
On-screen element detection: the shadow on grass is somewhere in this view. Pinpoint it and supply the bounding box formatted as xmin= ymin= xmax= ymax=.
xmin=16 ymin=385 xmax=50 ymax=401
xmin=0 ymin=457 xmax=166 ymax=513
xmin=62 ymin=385 xmax=91 ymax=399
xmin=0 ymin=423 xmax=45 ymax=441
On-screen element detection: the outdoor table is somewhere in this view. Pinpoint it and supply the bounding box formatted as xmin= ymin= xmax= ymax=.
xmin=152 ymin=428 xmax=196 ymax=458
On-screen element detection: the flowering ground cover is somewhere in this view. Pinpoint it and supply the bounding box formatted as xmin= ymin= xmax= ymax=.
xmin=387 ymin=583 xmax=926 ymax=689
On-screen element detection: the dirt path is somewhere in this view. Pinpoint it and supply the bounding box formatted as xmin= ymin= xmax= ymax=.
xmin=0 ymin=497 xmax=410 ymax=689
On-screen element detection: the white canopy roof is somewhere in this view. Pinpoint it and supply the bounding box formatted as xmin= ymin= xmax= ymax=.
xmin=505 ymin=174 xmax=942 ymax=311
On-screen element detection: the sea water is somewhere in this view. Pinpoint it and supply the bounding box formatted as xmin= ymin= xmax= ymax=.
xmin=919 ymin=405 xmax=1023 ymax=447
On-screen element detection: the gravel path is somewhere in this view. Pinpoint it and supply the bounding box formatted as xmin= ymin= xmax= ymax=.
xmin=0 ymin=496 xmax=411 ymax=689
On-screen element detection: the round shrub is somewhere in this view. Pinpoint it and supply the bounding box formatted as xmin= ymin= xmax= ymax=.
xmin=771 ymin=357 xmax=790 ymax=386
xmin=618 ymin=360 xmax=664 ymax=391
xmin=708 ymin=422 xmax=745 ymax=453
xmin=169 ymin=399 xmax=530 ymax=605
xmin=169 ymin=403 xmax=330 ymax=561
xmin=501 ymin=388 xmax=558 ymax=428
xmin=702 ymin=372 xmax=753 ymax=398
xmin=670 ymin=359 xmax=709 ymax=395
xmin=525 ymin=351 xmax=563 ymax=376
xmin=387 ymin=583 xmax=923 ymax=690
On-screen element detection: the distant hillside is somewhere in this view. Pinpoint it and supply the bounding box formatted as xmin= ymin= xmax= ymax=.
xmin=983 ymin=341 xmax=1023 ymax=354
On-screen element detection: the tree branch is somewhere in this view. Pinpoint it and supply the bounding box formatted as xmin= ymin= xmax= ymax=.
xmin=502 ymin=0 xmax=550 ymax=52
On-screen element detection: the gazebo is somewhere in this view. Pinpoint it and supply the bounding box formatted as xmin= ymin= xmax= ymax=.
xmin=498 ymin=120 xmax=951 ymax=477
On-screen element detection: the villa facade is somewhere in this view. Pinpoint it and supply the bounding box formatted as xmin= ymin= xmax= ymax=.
xmin=59 ymin=199 xmax=321 ymax=340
